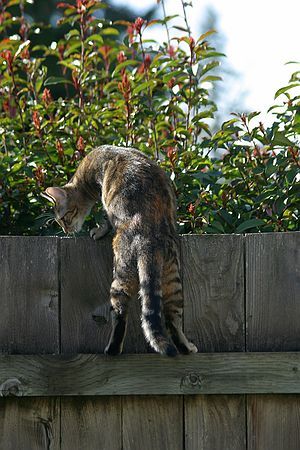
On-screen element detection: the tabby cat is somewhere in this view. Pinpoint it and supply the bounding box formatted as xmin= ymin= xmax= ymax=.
xmin=43 ymin=145 xmax=197 ymax=356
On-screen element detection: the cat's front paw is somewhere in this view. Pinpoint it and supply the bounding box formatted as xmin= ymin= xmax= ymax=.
xmin=90 ymin=222 xmax=110 ymax=240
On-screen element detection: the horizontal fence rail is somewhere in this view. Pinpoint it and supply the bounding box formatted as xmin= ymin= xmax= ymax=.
xmin=0 ymin=353 xmax=300 ymax=396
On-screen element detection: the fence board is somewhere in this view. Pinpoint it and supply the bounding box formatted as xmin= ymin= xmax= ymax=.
xmin=246 ymin=232 xmax=300 ymax=351
xmin=247 ymin=395 xmax=300 ymax=450
xmin=1 ymin=353 xmax=299 ymax=395
xmin=182 ymin=234 xmax=244 ymax=352
xmin=246 ymin=233 xmax=300 ymax=449
xmin=0 ymin=237 xmax=59 ymax=354
xmin=61 ymin=396 xmax=121 ymax=450
xmin=60 ymin=236 xmax=113 ymax=353
xmin=182 ymin=235 xmax=246 ymax=449
xmin=123 ymin=396 xmax=183 ymax=450
xmin=0 ymin=397 xmax=60 ymax=450
xmin=185 ymin=395 xmax=246 ymax=450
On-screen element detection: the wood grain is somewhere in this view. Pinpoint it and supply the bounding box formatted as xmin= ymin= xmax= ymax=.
xmin=185 ymin=395 xmax=246 ymax=450
xmin=60 ymin=236 xmax=113 ymax=353
xmin=246 ymin=233 xmax=300 ymax=450
xmin=61 ymin=396 xmax=121 ymax=450
xmin=0 ymin=236 xmax=59 ymax=354
xmin=123 ymin=396 xmax=183 ymax=450
xmin=0 ymin=353 xmax=299 ymax=395
xmin=182 ymin=235 xmax=246 ymax=450
xmin=181 ymin=234 xmax=245 ymax=352
xmin=0 ymin=396 xmax=60 ymax=449
xmin=246 ymin=232 xmax=300 ymax=351
xmin=248 ymin=395 xmax=300 ymax=450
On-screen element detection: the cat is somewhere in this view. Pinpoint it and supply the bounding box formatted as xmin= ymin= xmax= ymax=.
xmin=42 ymin=145 xmax=198 ymax=356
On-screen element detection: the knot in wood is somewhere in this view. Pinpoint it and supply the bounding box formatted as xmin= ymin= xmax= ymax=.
xmin=181 ymin=372 xmax=202 ymax=391
xmin=0 ymin=378 xmax=23 ymax=397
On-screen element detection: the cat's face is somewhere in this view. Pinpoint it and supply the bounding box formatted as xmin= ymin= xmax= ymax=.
xmin=42 ymin=186 xmax=91 ymax=234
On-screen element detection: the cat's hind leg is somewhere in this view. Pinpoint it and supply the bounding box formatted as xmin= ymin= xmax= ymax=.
xmin=105 ymin=235 xmax=138 ymax=355
xmin=162 ymin=257 xmax=198 ymax=354
xmin=90 ymin=219 xmax=111 ymax=240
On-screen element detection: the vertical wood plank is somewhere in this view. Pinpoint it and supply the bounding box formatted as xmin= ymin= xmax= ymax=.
xmin=0 ymin=237 xmax=59 ymax=353
xmin=0 ymin=237 xmax=61 ymax=449
xmin=182 ymin=235 xmax=245 ymax=352
xmin=61 ymin=236 xmax=113 ymax=353
xmin=246 ymin=233 xmax=300 ymax=351
xmin=248 ymin=395 xmax=300 ymax=450
xmin=61 ymin=397 xmax=121 ymax=450
xmin=0 ymin=398 xmax=60 ymax=450
xmin=60 ymin=236 xmax=122 ymax=448
xmin=123 ymin=396 xmax=183 ymax=450
xmin=246 ymin=233 xmax=300 ymax=449
xmin=182 ymin=235 xmax=246 ymax=450
xmin=185 ymin=395 xmax=246 ymax=450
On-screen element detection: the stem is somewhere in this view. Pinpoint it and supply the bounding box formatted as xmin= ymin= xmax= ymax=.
xmin=180 ymin=0 xmax=192 ymax=37
xmin=161 ymin=0 xmax=171 ymax=46
xmin=185 ymin=48 xmax=193 ymax=151
xmin=139 ymin=32 xmax=159 ymax=160
xmin=79 ymin=10 xmax=86 ymax=109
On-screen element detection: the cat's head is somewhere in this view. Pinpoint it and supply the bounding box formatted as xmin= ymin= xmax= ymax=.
xmin=42 ymin=186 xmax=92 ymax=234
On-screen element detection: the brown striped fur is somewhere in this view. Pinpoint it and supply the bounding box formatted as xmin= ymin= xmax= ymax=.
xmin=43 ymin=146 xmax=197 ymax=356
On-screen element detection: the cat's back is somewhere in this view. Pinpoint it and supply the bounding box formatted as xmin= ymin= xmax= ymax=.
xmin=94 ymin=146 xmax=177 ymax=227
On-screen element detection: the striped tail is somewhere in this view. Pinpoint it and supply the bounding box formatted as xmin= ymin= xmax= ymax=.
xmin=137 ymin=249 xmax=177 ymax=356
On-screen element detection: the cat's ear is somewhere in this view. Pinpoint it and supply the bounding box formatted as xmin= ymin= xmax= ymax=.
xmin=42 ymin=187 xmax=67 ymax=205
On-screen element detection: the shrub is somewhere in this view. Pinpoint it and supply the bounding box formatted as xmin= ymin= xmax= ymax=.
xmin=0 ymin=0 xmax=299 ymax=235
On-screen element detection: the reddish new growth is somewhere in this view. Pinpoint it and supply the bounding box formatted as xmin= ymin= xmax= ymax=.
xmin=0 ymin=50 xmax=13 ymax=72
xmin=168 ymin=45 xmax=176 ymax=58
xmin=127 ymin=17 xmax=146 ymax=43
xmin=56 ymin=140 xmax=64 ymax=163
xmin=134 ymin=17 xmax=145 ymax=34
xmin=34 ymin=165 xmax=45 ymax=186
xmin=76 ymin=136 xmax=85 ymax=155
xmin=32 ymin=110 xmax=41 ymax=135
xmin=42 ymin=88 xmax=53 ymax=107
xmin=117 ymin=51 xmax=127 ymax=64
xmin=99 ymin=46 xmax=111 ymax=72
xmin=187 ymin=203 xmax=195 ymax=214
xmin=118 ymin=72 xmax=131 ymax=102
xmin=138 ymin=54 xmax=151 ymax=74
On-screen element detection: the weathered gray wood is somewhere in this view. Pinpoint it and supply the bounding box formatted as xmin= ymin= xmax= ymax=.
xmin=185 ymin=395 xmax=246 ymax=450
xmin=0 ymin=397 xmax=60 ymax=450
xmin=246 ymin=232 xmax=300 ymax=351
xmin=246 ymin=233 xmax=300 ymax=449
xmin=60 ymin=236 xmax=113 ymax=353
xmin=248 ymin=395 xmax=300 ymax=450
xmin=0 ymin=237 xmax=59 ymax=354
xmin=61 ymin=396 xmax=121 ymax=450
xmin=182 ymin=234 xmax=245 ymax=352
xmin=0 ymin=353 xmax=299 ymax=395
xmin=182 ymin=235 xmax=246 ymax=449
xmin=123 ymin=396 xmax=183 ymax=450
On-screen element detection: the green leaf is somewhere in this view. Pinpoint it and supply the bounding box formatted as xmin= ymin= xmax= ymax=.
xmin=112 ymin=60 xmax=139 ymax=76
xmin=236 ymin=219 xmax=265 ymax=233
xmin=85 ymin=34 xmax=104 ymax=45
xmin=44 ymin=77 xmax=73 ymax=86
xmin=274 ymin=83 xmax=300 ymax=99
xmin=100 ymin=27 xmax=119 ymax=36
xmin=197 ymin=29 xmax=216 ymax=42
xmin=271 ymin=131 xmax=295 ymax=147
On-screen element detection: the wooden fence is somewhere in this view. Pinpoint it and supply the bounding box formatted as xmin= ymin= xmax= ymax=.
xmin=0 ymin=233 xmax=299 ymax=450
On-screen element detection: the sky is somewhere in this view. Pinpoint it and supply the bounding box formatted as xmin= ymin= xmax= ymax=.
xmin=111 ymin=0 xmax=300 ymax=123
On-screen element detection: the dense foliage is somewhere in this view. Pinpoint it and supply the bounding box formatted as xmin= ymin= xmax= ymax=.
xmin=0 ymin=0 xmax=299 ymax=235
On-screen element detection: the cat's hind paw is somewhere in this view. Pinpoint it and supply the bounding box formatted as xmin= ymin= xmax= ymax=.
xmin=90 ymin=222 xmax=110 ymax=240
